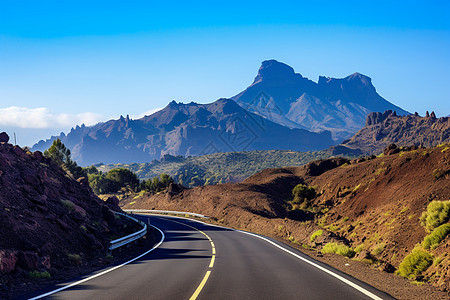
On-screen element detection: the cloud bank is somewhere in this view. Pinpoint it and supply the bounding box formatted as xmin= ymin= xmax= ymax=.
xmin=0 ymin=106 xmax=104 ymax=129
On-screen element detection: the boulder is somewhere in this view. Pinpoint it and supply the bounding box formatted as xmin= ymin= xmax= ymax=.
xmin=0 ymin=132 xmax=9 ymax=143
xmin=39 ymin=255 xmax=51 ymax=270
xmin=0 ymin=250 xmax=18 ymax=273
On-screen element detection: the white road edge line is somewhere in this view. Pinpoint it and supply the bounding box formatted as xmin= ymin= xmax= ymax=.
xmin=28 ymin=223 xmax=165 ymax=300
xmin=153 ymin=214 xmax=384 ymax=300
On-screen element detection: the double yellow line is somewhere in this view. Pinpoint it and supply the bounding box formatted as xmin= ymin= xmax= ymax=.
xmin=165 ymin=219 xmax=215 ymax=300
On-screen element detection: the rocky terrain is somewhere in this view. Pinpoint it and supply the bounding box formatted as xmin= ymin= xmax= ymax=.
xmin=121 ymin=143 xmax=450 ymax=299
xmin=0 ymin=133 xmax=141 ymax=298
xmin=232 ymin=59 xmax=409 ymax=141
xmin=334 ymin=110 xmax=450 ymax=155
xmin=32 ymin=99 xmax=333 ymax=165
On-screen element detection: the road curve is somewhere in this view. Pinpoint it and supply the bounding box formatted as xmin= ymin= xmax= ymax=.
xmin=27 ymin=215 xmax=394 ymax=300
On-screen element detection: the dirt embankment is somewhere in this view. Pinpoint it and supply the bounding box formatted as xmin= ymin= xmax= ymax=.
xmin=122 ymin=144 xmax=450 ymax=299
xmin=0 ymin=136 xmax=142 ymax=298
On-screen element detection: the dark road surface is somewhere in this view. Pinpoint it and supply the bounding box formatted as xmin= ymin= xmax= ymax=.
xmin=28 ymin=215 xmax=394 ymax=300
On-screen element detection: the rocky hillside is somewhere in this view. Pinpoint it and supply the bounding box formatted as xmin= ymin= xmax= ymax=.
xmin=0 ymin=133 xmax=137 ymax=297
xmin=32 ymin=99 xmax=334 ymax=165
xmin=232 ymin=60 xmax=409 ymax=141
xmin=335 ymin=111 xmax=450 ymax=155
xmin=122 ymin=143 xmax=450 ymax=298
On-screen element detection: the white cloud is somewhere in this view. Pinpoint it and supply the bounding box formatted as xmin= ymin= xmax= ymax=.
xmin=0 ymin=106 xmax=104 ymax=129
xmin=133 ymin=107 xmax=163 ymax=119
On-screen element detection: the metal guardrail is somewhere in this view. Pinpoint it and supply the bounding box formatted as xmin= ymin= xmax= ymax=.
xmin=124 ymin=209 xmax=208 ymax=219
xmin=108 ymin=212 xmax=147 ymax=252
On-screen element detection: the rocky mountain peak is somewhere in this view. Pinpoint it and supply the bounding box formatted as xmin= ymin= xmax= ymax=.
xmin=253 ymin=59 xmax=300 ymax=84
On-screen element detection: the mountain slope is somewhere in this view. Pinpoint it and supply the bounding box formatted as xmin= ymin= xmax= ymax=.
xmin=32 ymin=99 xmax=334 ymax=165
xmin=0 ymin=134 xmax=138 ymax=297
xmin=232 ymin=60 xmax=409 ymax=141
xmin=335 ymin=111 xmax=450 ymax=155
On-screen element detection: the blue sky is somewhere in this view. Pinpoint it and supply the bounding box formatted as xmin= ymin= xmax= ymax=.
xmin=1 ymin=1 xmax=449 ymax=146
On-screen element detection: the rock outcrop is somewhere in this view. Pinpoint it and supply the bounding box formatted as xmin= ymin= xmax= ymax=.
xmin=338 ymin=111 xmax=450 ymax=155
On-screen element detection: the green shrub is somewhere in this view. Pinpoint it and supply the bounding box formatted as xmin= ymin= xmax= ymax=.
xmin=67 ymin=253 xmax=82 ymax=265
xmin=60 ymin=199 xmax=75 ymax=211
xmin=310 ymin=229 xmax=323 ymax=242
xmin=29 ymin=270 xmax=51 ymax=279
xmin=292 ymin=184 xmax=316 ymax=208
xmin=371 ymin=243 xmax=385 ymax=256
xmin=397 ymin=249 xmax=433 ymax=278
xmin=432 ymin=169 xmax=449 ymax=180
xmin=420 ymin=200 xmax=450 ymax=232
xmin=422 ymin=223 xmax=450 ymax=249
xmin=321 ymin=242 xmax=355 ymax=258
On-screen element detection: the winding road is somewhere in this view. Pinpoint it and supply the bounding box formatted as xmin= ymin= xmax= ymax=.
xmin=28 ymin=215 xmax=393 ymax=300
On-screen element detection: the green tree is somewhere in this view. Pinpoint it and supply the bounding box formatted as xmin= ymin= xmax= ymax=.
xmin=105 ymin=168 xmax=140 ymax=192
xmin=44 ymin=138 xmax=86 ymax=179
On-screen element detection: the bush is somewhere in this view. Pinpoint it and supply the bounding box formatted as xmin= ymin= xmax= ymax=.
xmin=292 ymin=184 xmax=316 ymax=209
xmin=310 ymin=229 xmax=323 ymax=242
xmin=67 ymin=253 xmax=82 ymax=265
xmin=29 ymin=270 xmax=51 ymax=279
xmin=422 ymin=223 xmax=450 ymax=249
xmin=397 ymin=248 xmax=433 ymax=278
xmin=420 ymin=200 xmax=450 ymax=232
xmin=60 ymin=199 xmax=75 ymax=211
xmin=321 ymin=242 xmax=355 ymax=258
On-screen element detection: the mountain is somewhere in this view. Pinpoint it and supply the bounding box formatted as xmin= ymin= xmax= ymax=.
xmin=32 ymin=99 xmax=334 ymax=166
xmin=232 ymin=60 xmax=410 ymax=141
xmin=333 ymin=110 xmax=450 ymax=155
xmin=122 ymin=144 xmax=450 ymax=296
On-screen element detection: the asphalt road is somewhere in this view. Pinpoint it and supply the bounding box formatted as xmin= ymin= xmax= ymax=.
xmin=29 ymin=215 xmax=394 ymax=300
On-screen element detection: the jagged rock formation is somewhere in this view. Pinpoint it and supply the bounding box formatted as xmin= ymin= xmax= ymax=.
xmin=32 ymin=99 xmax=334 ymax=165
xmin=336 ymin=111 xmax=450 ymax=155
xmin=232 ymin=60 xmax=409 ymax=141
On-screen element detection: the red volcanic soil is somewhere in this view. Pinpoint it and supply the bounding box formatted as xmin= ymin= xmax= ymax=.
xmin=0 ymin=138 xmax=144 ymax=298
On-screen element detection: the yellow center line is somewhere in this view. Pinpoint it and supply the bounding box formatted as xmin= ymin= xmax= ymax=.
xmin=209 ymin=255 xmax=215 ymax=268
xmin=163 ymin=218 xmax=215 ymax=300
xmin=189 ymin=271 xmax=211 ymax=300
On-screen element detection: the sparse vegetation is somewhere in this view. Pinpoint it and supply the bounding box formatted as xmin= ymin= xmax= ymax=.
xmin=397 ymin=248 xmax=433 ymax=278
xmin=291 ymin=184 xmax=316 ymax=209
xmin=310 ymin=229 xmax=323 ymax=242
xmin=97 ymin=150 xmax=338 ymax=187
xmin=28 ymin=270 xmax=51 ymax=279
xmin=422 ymin=223 xmax=450 ymax=249
xmin=420 ymin=200 xmax=450 ymax=232
xmin=371 ymin=243 xmax=386 ymax=256
xmin=321 ymin=242 xmax=355 ymax=258
xmin=60 ymin=199 xmax=75 ymax=211
xmin=67 ymin=253 xmax=82 ymax=265
xmin=432 ymin=168 xmax=449 ymax=180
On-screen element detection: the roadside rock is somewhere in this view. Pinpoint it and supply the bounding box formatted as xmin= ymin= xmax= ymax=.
xmin=0 ymin=132 xmax=9 ymax=143
xmin=0 ymin=250 xmax=18 ymax=273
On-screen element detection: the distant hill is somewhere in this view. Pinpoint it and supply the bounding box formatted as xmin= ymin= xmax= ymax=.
xmin=232 ymin=60 xmax=409 ymax=141
xmin=334 ymin=110 xmax=450 ymax=155
xmin=32 ymin=99 xmax=334 ymax=166
xmin=96 ymin=149 xmax=344 ymax=187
